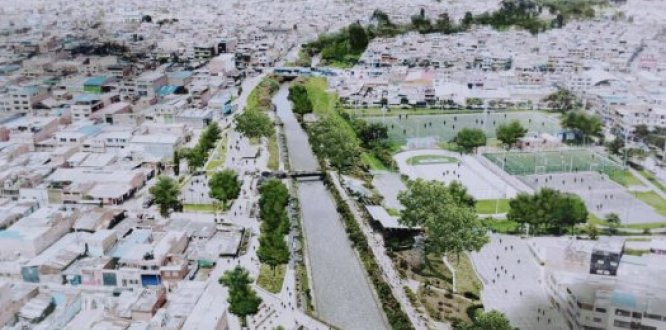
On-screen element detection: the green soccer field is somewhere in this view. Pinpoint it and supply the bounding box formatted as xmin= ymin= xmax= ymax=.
xmin=483 ymin=149 xmax=623 ymax=176
xmin=363 ymin=111 xmax=561 ymax=144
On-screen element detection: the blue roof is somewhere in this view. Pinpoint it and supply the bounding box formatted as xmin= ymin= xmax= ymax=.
xmin=74 ymin=93 xmax=101 ymax=103
xmin=0 ymin=230 xmax=23 ymax=240
xmin=156 ymin=85 xmax=179 ymax=96
xmin=84 ymin=76 xmax=108 ymax=86
xmin=611 ymin=291 xmax=637 ymax=309
xmin=110 ymin=230 xmax=151 ymax=258
xmin=77 ymin=125 xmax=103 ymax=137
xmin=21 ymin=85 xmax=41 ymax=96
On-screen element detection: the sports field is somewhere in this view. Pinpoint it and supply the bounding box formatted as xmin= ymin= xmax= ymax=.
xmin=363 ymin=111 xmax=560 ymax=144
xmin=483 ymin=149 xmax=624 ymax=176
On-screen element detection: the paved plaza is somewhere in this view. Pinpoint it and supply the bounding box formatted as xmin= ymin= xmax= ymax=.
xmin=372 ymin=172 xmax=407 ymax=210
xmin=394 ymin=149 xmax=519 ymax=200
xmin=470 ymin=234 xmax=567 ymax=330
xmin=520 ymin=172 xmax=665 ymax=224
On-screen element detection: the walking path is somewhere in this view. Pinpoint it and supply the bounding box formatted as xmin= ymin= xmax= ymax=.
xmin=330 ymin=172 xmax=436 ymax=330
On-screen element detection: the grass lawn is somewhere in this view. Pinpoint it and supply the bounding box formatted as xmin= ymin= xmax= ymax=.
xmin=256 ymin=264 xmax=286 ymax=294
xmin=385 ymin=207 xmax=401 ymax=217
xmin=183 ymin=204 xmax=220 ymax=213
xmin=633 ymin=191 xmax=666 ymax=217
xmin=475 ymin=199 xmax=510 ymax=214
xmin=205 ymin=134 xmax=228 ymax=172
xmin=639 ymin=170 xmax=666 ymax=193
xmin=483 ymin=218 xmax=521 ymax=234
xmin=624 ymin=248 xmax=649 ymax=256
xmin=588 ymin=212 xmax=666 ymax=230
xmin=609 ymin=170 xmax=644 ymax=187
xmin=447 ymin=254 xmax=483 ymax=297
xmin=268 ymin=134 xmax=279 ymax=171
xmin=361 ymin=152 xmax=388 ymax=171
xmin=406 ymin=154 xmax=459 ymax=166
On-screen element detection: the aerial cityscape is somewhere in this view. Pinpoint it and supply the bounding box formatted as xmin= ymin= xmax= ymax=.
xmin=0 ymin=0 xmax=665 ymax=329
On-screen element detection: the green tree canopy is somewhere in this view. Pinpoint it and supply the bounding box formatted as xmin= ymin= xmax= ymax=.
xmin=310 ymin=116 xmax=360 ymax=171
xmin=348 ymin=23 xmax=369 ymax=53
xmin=235 ymin=109 xmax=274 ymax=139
xmin=473 ymin=310 xmax=512 ymax=330
xmin=219 ymin=266 xmax=262 ymax=325
xmin=453 ymin=128 xmax=487 ymax=153
xmin=561 ymin=111 xmax=603 ymax=144
xmin=606 ymin=212 xmax=621 ymax=235
xmin=543 ymin=88 xmax=581 ymax=113
xmin=496 ymin=120 xmax=527 ymax=149
xmin=257 ymin=232 xmax=290 ymax=274
xmin=288 ymin=84 xmax=313 ymax=118
xmin=208 ymin=169 xmax=241 ymax=206
xmin=149 ymin=176 xmax=181 ymax=217
xmin=508 ymin=188 xmax=588 ymax=235
xmin=398 ymin=179 xmax=488 ymax=257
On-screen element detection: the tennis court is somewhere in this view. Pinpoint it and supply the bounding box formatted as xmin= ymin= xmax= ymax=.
xmin=483 ymin=149 xmax=624 ymax=177
xmin=363 ymin=111 xmax=560 ymax=144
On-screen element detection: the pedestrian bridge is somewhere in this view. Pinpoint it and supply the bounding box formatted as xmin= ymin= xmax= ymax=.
xmin=272 ymin=67 xmax=337 ymax=78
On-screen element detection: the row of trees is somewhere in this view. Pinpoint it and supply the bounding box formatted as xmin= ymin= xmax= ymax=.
xmin=507 ymin=188 xmax=588 ymax=235
xmin=452 ymin=120 xmax=528 ymax=153
xmin=256 ymin=179 xmax=291 ymax=275
xmin=310 ymin=115 xmax=361 ymax=171
xmin=305 ymin=1 xmax=602 ymax=66
xmin=179 ymin=122 xmax=222 ymax=171
xmin=235 ymin=77 xmax=279 ymax=139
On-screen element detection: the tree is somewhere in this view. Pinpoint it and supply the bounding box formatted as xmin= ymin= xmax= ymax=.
xmin=453 ymin=128 xmax=487 ymax=153
xmin=355 ymin=121 xmax=389 ymax=148
xmin=398 ymin=179 xmax=489 ymax=259
xmin=310 ymin=116 xmax=360 ymax=171
xmin=257 ymin=232 xmax=290 ymax=274
xmin=448 ymin=181 xmax=476 ymax=208
xmin=235 ymin=110 xmax=274 ymax=139
xmin=561 ymin=111 xmax=603 ymax=144
xmin=607 ymin=137 xmax=624 ymax=156
xmin=508 ymin=188 xmax=588 ymax=235
xmin=182 ymin=146 xmax=206 ymax=171
xmin=209 ymin=169 xmax=241 ymax=207
xmin=586 ymin=223 xmax=599 ymax=240
xmin=473 ymin=310 xmax=512 ymax=330
xmin=288 ymin=84 xmax=313 ymax=118
xmin=348 ymin=23 xmax=369 ymax=53
xmin=149 ymin=176 xmax=181 ymax=217
xmin=141 ymin=15 xmax=152 ymax=23
xmin=496 ymin=120 xmax=527 ymax=149
xmin=543 ymin=88 xmax=581 ymax=113
xmin=552 ymin=194 xmax=588 ymax=234
xmin=219 ymin=266 xmax=262 ymax=326
xmin=606 ymin=213 xmax=621 ymax=235
xmin=633 ymin=124 xmax=650 ymax=142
